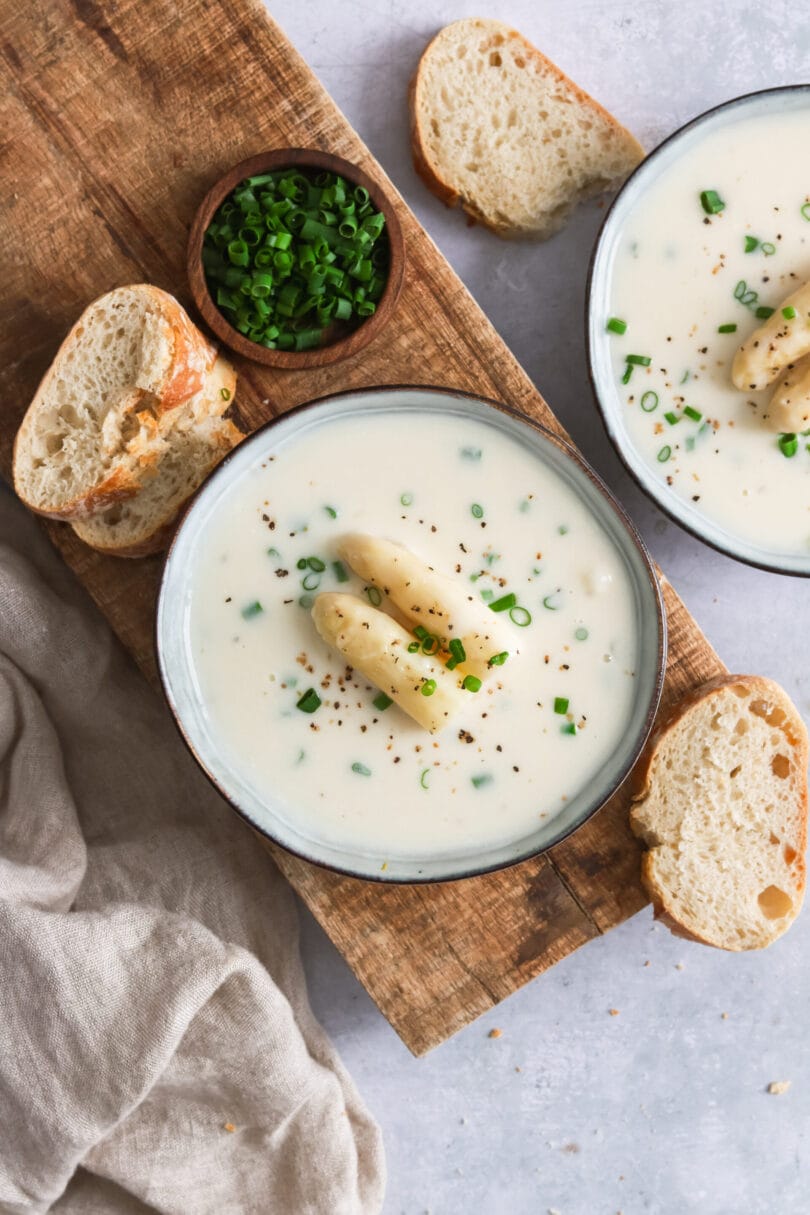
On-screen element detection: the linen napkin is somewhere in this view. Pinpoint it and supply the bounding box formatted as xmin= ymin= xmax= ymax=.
xmin=0 ymin=486 xmax=385 ymax=1215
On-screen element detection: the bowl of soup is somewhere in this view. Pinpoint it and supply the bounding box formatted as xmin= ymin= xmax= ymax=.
xmin=156 ymin=386 xmax=666 ymax=882
xmin=588 ymin=85 xmax=810 ymax=576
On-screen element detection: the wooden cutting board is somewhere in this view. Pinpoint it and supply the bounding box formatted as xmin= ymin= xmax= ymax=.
xmin=0 ymin=0 xmax=724 ymax=1055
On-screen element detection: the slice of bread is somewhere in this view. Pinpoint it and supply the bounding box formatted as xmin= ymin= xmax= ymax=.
xmin=13 ymin=285 xmax=216 ymax=520
xmin=70 ymin=356 xmax=242 ymax=557
xmin=409 ymin=18 xmax=644 ymax=239
xmin=630 ymin=676 xmax=808 ymax=951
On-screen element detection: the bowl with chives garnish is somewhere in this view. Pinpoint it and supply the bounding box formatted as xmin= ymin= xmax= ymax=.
xmin=187 ymin=149 xmax=405 ymax=369
xmin=156 ymin=384 xmax=665 ymax=883
xmin=588 ymin=86 xmax=810 ymax=576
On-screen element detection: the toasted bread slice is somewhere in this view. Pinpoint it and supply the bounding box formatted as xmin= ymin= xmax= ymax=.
xmin=71 ymin=356 xmax=241 ymax=557
xmin=409 ymin=18 xmax=644 ymax=239
xmin=630 ymin=676 xmax=808 ymax=951
xmin=13 ymin=285 xmax=216 ymax=519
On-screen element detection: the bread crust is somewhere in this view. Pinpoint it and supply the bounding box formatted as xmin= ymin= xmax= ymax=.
xmin=13 ymin=285 xmax=218 ymax=519
xmin=631 ymin=674 xmax=809 ymax=951
xmin=409 ymin=17 xmax=644 ymax=238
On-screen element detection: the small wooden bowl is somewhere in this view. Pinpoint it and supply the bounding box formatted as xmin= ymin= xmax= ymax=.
xmin=187 ymin=149 xmax=405 ymax=369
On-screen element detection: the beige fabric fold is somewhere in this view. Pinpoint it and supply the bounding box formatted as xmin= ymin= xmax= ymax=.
xmin=0 ymin=488 xmax=385 ymax=1215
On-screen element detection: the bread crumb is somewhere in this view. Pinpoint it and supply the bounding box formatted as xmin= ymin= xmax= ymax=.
xmin=768 ymin=1080 xmax=791 ymax=1095
xmin=643 ymin=960 xmax=650 ymax=967
xmin=609 ymin=1008 xmax=620 ymax=1016
xmin=488 ymin=1027 xmax=502 ymax=1039
xmin=721 ymin=1012 xmax=729 ymax=1020
xmin=223 ymin=1122 xmax=236 ymax=1133
xmin=515 ymin=1065 xmax=521 ymax=1072
xmin=675 ymin=962 xmax=684 ymax=971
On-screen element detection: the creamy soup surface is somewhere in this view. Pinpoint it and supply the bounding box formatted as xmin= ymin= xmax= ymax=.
xmin=607 ymin=105 xmax=810 ymax=555
xmin=188 ymin=411 xmax=641 ymax=861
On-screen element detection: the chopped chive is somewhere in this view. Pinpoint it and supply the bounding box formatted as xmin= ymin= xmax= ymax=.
xmin=782 ymin=305 xmax=797 ymax=320
xmin=684 ymin=406 xmax=702 ymax=422
xmin=296 ymin=688 xmax=321 ymax=713
xmin=626 ymin=354 xmax=652 ymax=366
xmin=509 ymin=606 xmax=531 ymax=627
xmin=734 ymin=279 xmax=747 ymax=300
xmin=664 ymin=411 xmax=680 ymax=425
xmin=296 ymin=558 xmax=307 ymax=570
xmin=302 ymin=572 xmax=321 ymax=591
xmin=332 ymin=560 xmax=349 ymax=583
xmin=717 ymin=323 xmax=737 ymax=333
xmin=480 ymin=589 xmax=494 ymax=603
xmin=372 ymin=692 xmax=393 ymax=711
xmin=307 ymin=556 xmax=326 ymax=572
xmin=364 ymin=585 xmax=382 ymax=607
xmin=518 ymin=498 xmax=531 ymax=513
xmin=755 ymin=306 xmax=774 ymax=319
xmin=267 ymin=546 xmax=281 ymax=558
xmin=761 ymin=242 xmax=776 ymax=256
xmin=543 ymin=593 xmax=561 ymax=611
xmin=699 ymin=189 xmax=725 ymax=215
xmin=420 ymin=768 xmax=431 ymax=790
xmin=298 ymin=594 xmax=314 ymax=608
xmin=657 ymin=445 xmax=672 ymax=463
xmin=640 ymin=391 xmax=659 ymax=412
xmin=421 ymin=635 xmax=439 ymax=656
xmin=606 ymin=317 xmax=627 ymax=334
xmin=561 ymin=722 xmax=578 ymax=736
xmin=421 ymin=679 xmax=437 ymax=697
xmin=622 ymin=365 xmax=633 ymax=385
xmin=413 ymin=626 xmax=429 ymax=641
xmin=203 ymin=166 xmax=389 ymax=350
xmin=488 ymin=651 xmax=509 ymax=667
xmin=462 ymin=675 xmax=482 ymax=692
xmin=489 ymin=592 xmax=516 ymax=612
xmin=779 ymin=433 xmax=798 ymax=458
xmin=400 ymin=492 xmax=413 ymax=506
xmin=744 ymin=235 xmax=759 ymax=253
xmin=407 ymin=641 xmax=420 ymax=653
xmin=574 ymin=627 xmax=589 ymax=641
xmin=471 ymin=774 xmax=493 ymax=789
xmin=802 ymin=202 xmax=810 ymax=222
xmin=449 ymin=638 xmax=466 ymax=663
xmin=351 ymin=762 xmax=372 ymax=776
xmin=323 ymin=505 xmax=338 ymax=519
xmin=220 ymin=387 xmax=231 ymax=401
xmin=471 ymin=503 xmax=484 ymax=519
xmin=241 ymin=600 xmax=263 ymax=619
xmin=554 ymin=697 xmax=569 ymax=715
xmin=558 ymin=525 xmax=569 ymax=536
xmin=680 ymin=370 xmax=690 ymax=384
xmin=461 ymin=446 xmax=482 ymax=461
xmin=446 ymin=657 xmax=459 ymax=671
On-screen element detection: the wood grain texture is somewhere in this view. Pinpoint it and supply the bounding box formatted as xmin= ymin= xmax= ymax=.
xmin=0 ymin=0 xmax=725 ymax=1055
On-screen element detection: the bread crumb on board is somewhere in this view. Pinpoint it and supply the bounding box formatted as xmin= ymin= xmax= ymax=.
xmin=609 ymin=1008 xmax=620 ymax=1017
xmin=488 ymin=1027 xmax=502 ymax=1039
xmin=768 ymin=1080 xmax=791 ymax=1095
xmin=223 ymin=1122 xmax=236 ymax=1132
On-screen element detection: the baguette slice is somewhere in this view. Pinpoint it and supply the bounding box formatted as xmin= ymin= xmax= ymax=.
xmin=630 ymin=676 xmax=808 ymax=951
xmin=13 ymin=285 xmax=216 ymax=520
xmin=409 ymin=18 xmax=644 ymax=239
xmin=71 ymin=357 xmax=242 ymax=558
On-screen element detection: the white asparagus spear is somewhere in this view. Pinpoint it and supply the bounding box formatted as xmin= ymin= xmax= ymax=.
xmin=311 ymin=592 xmax=465 ymax=733
xmin=731 ymin=280 xmax=810 ymax=391
xmin=767 ymin=354 xmax=810 ymax=433
xmin=337 ymin=534 xmax=515 ymax=677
